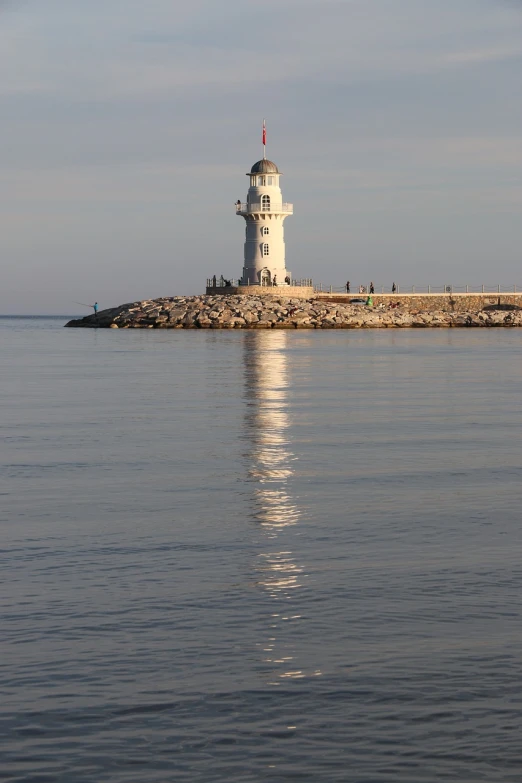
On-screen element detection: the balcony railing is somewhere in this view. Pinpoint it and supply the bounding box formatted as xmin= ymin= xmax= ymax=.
xmin=235 ymin=202 xmax=293 ymax=215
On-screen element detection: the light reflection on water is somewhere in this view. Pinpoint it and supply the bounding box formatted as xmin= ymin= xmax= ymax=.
xmin=243 ymin=332 xmax=320 ymax=685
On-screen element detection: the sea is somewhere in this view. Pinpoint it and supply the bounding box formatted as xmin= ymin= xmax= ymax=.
xmin=2 ymin=315 xmax=522 ymax=782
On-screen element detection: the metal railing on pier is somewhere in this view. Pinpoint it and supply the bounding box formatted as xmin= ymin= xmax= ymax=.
xmin=206 ymin=278 xmax=241 ymax=288
xmin=314 ymin=284 xmax=522 ymax=295
xmin=206 ymin=277 xmax=313 ymax=289
xmin=205 ymin=279 xmax=522 ymax=295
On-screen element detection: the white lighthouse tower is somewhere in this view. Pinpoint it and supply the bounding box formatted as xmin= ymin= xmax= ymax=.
xmin=236 ymin=124 xmax=293 ymax=287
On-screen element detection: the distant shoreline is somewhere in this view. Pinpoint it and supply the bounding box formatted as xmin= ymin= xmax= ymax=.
xmin=64 ymin=293 xmax=522 ymax=329
xmin=0 ymin=314 xmax=79 ymax=319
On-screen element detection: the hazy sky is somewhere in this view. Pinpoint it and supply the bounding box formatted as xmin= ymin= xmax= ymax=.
xmin=1 ymin=0 xmax=521 ymax=313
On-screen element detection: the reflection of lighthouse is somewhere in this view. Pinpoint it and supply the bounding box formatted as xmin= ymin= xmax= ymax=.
xmin=243 ymin=332 xmax=320 ymax=685
xmin=236 ymin=123 xmax=293 ymax=287
xmin=245 ymin=331 xmax=300 ymax=533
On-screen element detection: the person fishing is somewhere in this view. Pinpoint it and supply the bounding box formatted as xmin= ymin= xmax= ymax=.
xmin=74 ymin=301 xmax=99 ymax=318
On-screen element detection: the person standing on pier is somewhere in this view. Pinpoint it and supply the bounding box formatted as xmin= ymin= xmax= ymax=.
xmin=346 ymin=281 xmax=350 ymax=293
xmin=369 ymin=282 xmax=375 ymax=294
xmin=392 ymin=282 xmax=397 ymax=293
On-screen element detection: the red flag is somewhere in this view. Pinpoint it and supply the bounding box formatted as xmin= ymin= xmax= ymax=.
xmin=262 ymin=120 xmax=266 ymax=146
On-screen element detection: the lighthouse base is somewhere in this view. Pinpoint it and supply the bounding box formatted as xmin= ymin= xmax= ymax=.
xmin=205 ymin=284 xmax=314 ymax=299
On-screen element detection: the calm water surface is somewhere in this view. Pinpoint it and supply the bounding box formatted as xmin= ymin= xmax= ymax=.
xmin=2 ymin=317 xmax=522 ymax=782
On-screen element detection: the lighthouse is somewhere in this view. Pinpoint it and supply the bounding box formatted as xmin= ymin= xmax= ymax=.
xmin=236 ymin=123 xmax=293 ymax=287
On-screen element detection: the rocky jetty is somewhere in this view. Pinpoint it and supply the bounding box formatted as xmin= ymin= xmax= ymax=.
xmin=65 ymin=295 xmax=522 ymax=329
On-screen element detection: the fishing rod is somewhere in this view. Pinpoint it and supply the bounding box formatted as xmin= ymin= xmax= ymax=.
xmin=74 ymin=302 xmax=94 ymax=308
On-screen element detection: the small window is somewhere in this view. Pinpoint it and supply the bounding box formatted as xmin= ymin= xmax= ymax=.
xmin=267 ymin=176 xmax=274 ymax=185
xmin=263 ymin=243 xmax=269 ymax=256
xmin=262 ymin=226 xmax=269 ymax=236
xmin=261 ymin=195 xmax=270 ymax=211
xmin=257 ymin=176 xmax=265 ymax=186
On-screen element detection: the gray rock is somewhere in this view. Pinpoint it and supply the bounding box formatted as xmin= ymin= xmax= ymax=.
xmin=64 ymin=294 xmax=522 ymax=329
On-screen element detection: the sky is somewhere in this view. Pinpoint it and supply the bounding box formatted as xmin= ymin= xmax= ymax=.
xmin=1 ymin=0 xmax=521 ymax=313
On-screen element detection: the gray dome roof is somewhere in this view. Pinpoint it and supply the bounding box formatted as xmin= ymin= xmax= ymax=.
xmin=250 ymin=159 xmax=279 ymax=174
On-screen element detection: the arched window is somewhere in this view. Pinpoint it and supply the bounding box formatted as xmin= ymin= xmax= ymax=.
xmin=261 ymin=195 xmax=270 ymax=211
xmin=262 ymin=226 xmax=269 ymax=236
xmin=263 ymin=243 xmax=269 ymax=256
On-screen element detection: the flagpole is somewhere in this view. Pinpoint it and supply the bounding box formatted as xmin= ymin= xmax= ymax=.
xmin=263 ymin=118 xmax=266 ymax=160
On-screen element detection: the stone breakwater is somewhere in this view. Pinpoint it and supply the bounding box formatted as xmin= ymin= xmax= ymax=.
xmin=65 ymin=295 xmax=522 ymax=329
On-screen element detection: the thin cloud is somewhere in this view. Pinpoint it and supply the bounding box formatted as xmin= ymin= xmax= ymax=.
xmin=444 ymin=45 xmax=522 ymax=65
